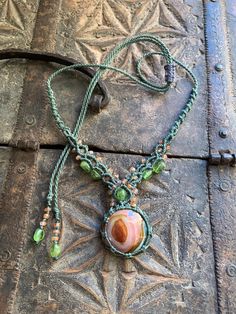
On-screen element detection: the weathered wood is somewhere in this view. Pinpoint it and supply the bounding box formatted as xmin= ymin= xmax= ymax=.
xmin=206 ymin=0 xmax=236 ymax=313
xmin=205 ymin=0 xmax=236 ymax=154
xmin=0 ymin=0 xmax=236 ymax=313
xmin=225 ymin=0 xmax=236 ymax=100
xmin=0 ymin=147 xmax=10 ymax=196
xmin=0 ymin=0 xmax=208 ymax=157
xmin=0 ymin=0 xmax=39 ymax=144
xmin=49 ymin=0 xmax=208 ymax=157
xmin=208 ymin=165 xmax=236 ymax=314
xmin=0 ymin=148 xmax=38 ymax=314
xmin=0 ymin=0 xmax=39 ymax=50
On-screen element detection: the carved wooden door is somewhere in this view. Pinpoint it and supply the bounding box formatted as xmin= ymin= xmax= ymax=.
xmin=0 ymin=1 xmax=236 ymax=313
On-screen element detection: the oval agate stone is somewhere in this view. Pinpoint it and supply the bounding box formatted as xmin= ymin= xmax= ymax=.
xmin=106 ymin=210 xmax=146 ymax=253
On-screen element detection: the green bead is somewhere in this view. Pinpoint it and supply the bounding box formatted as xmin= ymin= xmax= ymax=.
xmin=114 ymin=187 xmax=128 ymax=202
xmin=50 ymin=242 xmax=61 ymax=259
xmin=90 ymin=169 xmax=101 ymax=180
xmin=80 ymin=160 xmax=91 ymax=173
xmin=33 ymin=228 xmax=45 ymax=244
xmin=142 ymin=169 xmax=153 ymax=180
xmin=153 ymin=159 xmax=166 ymax=174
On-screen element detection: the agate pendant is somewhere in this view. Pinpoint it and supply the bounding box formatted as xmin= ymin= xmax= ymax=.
xmin=101 ymin=204 xmax=152 ymax=258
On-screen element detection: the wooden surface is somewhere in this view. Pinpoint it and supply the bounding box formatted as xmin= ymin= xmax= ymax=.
xmin=0 ymin=0 xmax=208 ymax=157
xmin=0 ymin=1 xmax=236 ymax=313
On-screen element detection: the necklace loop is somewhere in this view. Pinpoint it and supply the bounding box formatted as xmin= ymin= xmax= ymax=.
xmin=33 ymin=33 xmax=198 ymax=259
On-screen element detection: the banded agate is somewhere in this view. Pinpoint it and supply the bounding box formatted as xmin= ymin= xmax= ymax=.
xmin=106 ymin=210 xmax=146 ymax=253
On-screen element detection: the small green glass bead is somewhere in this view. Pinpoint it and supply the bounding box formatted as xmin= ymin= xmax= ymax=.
xmin=50 ymin=242 xmax=61 ymax=259
xmin=114 ymin=187 xmax=128 ymax=201
xmin=80 ymin=160 xmax=91 ymax=173
xmin=153 ymin=159 xmax=166 ymax=174
xmin=33 ymin=228 xmax=45 ymax=244
xmin=90 ymin=169 xmax=101 ymax=180
xmin=142 ymin=169 xmax=153 ymax=180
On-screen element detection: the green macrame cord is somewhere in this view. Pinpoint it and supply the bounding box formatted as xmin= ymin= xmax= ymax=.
xmin=33 ymin=33 xmax=198 ymax=259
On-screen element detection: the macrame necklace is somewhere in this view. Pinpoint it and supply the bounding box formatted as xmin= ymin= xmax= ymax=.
xmin=33 ymin=34 xmax=198 ymax=260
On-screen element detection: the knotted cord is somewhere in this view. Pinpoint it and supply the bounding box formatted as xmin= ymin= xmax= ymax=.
xmin=33 ymin=34 xmax=198 ymax=258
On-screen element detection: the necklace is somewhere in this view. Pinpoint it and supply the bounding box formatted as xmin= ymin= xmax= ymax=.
xmin=32 ymin=34 xmax=198 ymax=260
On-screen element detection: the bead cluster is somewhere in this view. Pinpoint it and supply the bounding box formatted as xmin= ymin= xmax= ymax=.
xmin=74 ymin=144 xmax=167 ymax=187
xmin=75 ymin=147 xmax=167 ymax=209
xmin=50 ymin=222 xmax=61 ymax=259
xmin=33 ymin=207 xmax=51 ymax=244
xmin=33 ymin=208 xmax=62 ymax=260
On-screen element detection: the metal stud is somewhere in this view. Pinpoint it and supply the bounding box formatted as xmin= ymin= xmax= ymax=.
xmin=215 ymin=63 xmax=224 ymax=72
xmin=219 ymin=128 xmax=228 ymax=138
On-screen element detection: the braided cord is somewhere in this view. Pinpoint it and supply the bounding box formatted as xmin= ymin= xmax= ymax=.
xmin=45 ymin=33 xmax=198 ymax=228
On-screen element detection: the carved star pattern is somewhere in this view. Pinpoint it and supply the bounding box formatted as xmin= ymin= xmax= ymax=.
xmin=75 ymin=0 xmax=195 ymax=81
xmin=0 ymin=0 xmax=25 ymax=46
xmin=43 ymin=165 xmax=202 ymax=312
xmin=0 ymin=0 xmax=24 ymax=30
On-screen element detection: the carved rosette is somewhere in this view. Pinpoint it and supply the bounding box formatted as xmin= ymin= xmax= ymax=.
xmin=59 ymin=0 xmax=204 ymax=82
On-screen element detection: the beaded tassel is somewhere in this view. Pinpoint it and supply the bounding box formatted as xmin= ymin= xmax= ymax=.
xmin=33 ymin=207 xmax=51 ymax=244
xmin=50 ymin=221 xmax=61 ymax=259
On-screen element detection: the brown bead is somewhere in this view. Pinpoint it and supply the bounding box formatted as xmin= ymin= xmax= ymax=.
xmin=75 ymin=155 xmax=81 ymax=161
xmin=53 ymin=229 xmax=60 ymax=235
xmin=54 ymin=222 xmax=61 ymax=228
xmin=133 ymin=188 xmax=139 ymax=195
xmin=43 ymin=213 xmax=50 ymax=219
xmin=130 ymin=167 xmax=136 ymax=173
xmin=166 ymin=144 xmax=171 ymax=151
xmin=52 ymin=236 xmax=59 ymax=241
xmin=122 ymin=179 xmax=127 ymax=184
xmin=44 ymin=207 xmax=51 ymax=212
xmin=163 ymin=154 xmax=168 ymax=160
xmin=130 ymin=197 xmax=137 ymax=207
xmin=127 ymin=184 xmax=132 ymax=189
xmin=141 ymin=158 xmax=146 ymax=164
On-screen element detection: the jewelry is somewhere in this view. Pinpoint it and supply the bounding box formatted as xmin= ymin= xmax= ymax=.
xmin=33 ymin=34 xmax=198 ymax=259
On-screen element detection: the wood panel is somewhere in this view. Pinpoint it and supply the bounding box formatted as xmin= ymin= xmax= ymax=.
xmin=0 ymin=0 xmax=39 ymax=144
xmin=207 ymin=1 xmax=236 ymax=312
xmin=0 ymin=0 xmax=208 ymax=157
xmin=0 ymin=0 xmax=236 ymax=313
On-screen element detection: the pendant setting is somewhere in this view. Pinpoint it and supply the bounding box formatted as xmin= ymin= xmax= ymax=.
xmin=101 ymin=203 xmax=152 ymax=258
